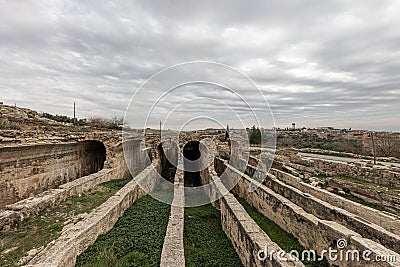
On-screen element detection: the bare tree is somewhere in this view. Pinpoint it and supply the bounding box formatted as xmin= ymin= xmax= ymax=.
xmin=375 ymin=132 xmax=400 ymax=158
xmin=111 ymin=116 xmax=124 ymax=128
xmin=87 ymin=116 xmax=124 ymax=129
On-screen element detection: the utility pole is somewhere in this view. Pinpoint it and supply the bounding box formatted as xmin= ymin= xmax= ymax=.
xmin=73 ymin=102 xmax=76 ymax=124
xmin=371 ymin=131 xmax=377 ymax=165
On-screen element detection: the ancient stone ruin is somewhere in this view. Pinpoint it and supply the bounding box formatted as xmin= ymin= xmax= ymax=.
xmin=0 ymin=104 xmax=399 ymax=267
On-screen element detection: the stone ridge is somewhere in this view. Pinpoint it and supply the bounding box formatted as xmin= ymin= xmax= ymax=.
xmin=160 ymin=169 xmax=185 ymax=267
xmin=216 ymin=158 xmax=400 ymax=266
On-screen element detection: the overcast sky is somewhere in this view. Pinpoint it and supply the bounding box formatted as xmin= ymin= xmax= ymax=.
xmin=1 ymin=0 xmax=399 ymax=131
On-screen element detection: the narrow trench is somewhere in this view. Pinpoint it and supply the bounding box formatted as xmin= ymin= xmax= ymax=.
xmin=75 ymin=143 xmax=178 ymax=266
xmin=236 ymin=195 xmax=329 ymax=267
xmin=0 ymin=177 xmax=131 ymax=266
xmin=76 ymin=192 xmax=173 ymax=267
xmin=182 ymin=141 xmax=243 ymax=266
xmin=183 ymin=204 xmax=243 ymax=267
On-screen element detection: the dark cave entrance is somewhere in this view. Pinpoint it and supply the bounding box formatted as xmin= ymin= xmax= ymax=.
xmin=183 ymin=141 xmax=201 ymax=187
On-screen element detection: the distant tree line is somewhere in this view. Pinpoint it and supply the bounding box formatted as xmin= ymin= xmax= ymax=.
xmin=40 ymin=112 xmax=124 ymax=129
xmin=41 ymin=113 xmax=87 ymax=125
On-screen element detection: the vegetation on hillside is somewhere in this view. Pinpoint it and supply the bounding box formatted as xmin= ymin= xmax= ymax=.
xmin=0 ymin=117 xmax=21 ymax=130
xmin=277 ymin=133 xmax=363 ymax=154
xmin=41 ymin=113 xmax=86 ymax=125
xmin=40 ymin=112 xmax=124 ymax=129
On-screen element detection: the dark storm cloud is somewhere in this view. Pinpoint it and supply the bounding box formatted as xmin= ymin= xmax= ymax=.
xmin=0 ymin=0 xmax=399 ymax=131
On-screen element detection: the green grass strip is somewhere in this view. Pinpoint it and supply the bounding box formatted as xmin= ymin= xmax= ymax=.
xmin=0 ymin=177 xmax=132 ymax=266
xmin=237 ymin=197 xmax=329 ymax=267
xmin=184 ymin=203 xmax=243 ymax=267
xmin=76 ymin=192 xmax=172 ymax=267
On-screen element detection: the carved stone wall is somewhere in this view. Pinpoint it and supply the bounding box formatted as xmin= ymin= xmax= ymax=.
xmin=0 ymin=141 xmax=106 ymax=207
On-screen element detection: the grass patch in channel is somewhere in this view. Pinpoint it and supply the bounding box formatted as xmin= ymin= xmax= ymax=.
xmin=0 ymin=177 xmax=132 ymax=266
xmin=330 ymin=188 xmax=400 ymax=218
xmin=76 ymin=192 xmax=173 ymax=267
xmin=184 ymin=203 xmax=243 ymax=267
xmin=237 ymin=196 xmax=329 ymax=267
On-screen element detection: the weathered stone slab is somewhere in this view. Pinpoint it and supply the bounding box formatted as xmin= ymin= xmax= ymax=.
xmin=160 ymin=169 xmax=185 ymax=267
xmin=205 ymin=170 xmax=305 ymax=267
xmin=271 ymin=168 xmax=400 ymax=236
xmin=215 ymin=158 xmax=400 ymax=266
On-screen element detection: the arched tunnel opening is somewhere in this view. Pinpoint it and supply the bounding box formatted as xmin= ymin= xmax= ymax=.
xmin=85 ymin=140 xmax=107 ymax=174
xmin=157 ymin=142 xmax=178 ymax=182
xmin=183 ymin=141 xmax=201 ymax=187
